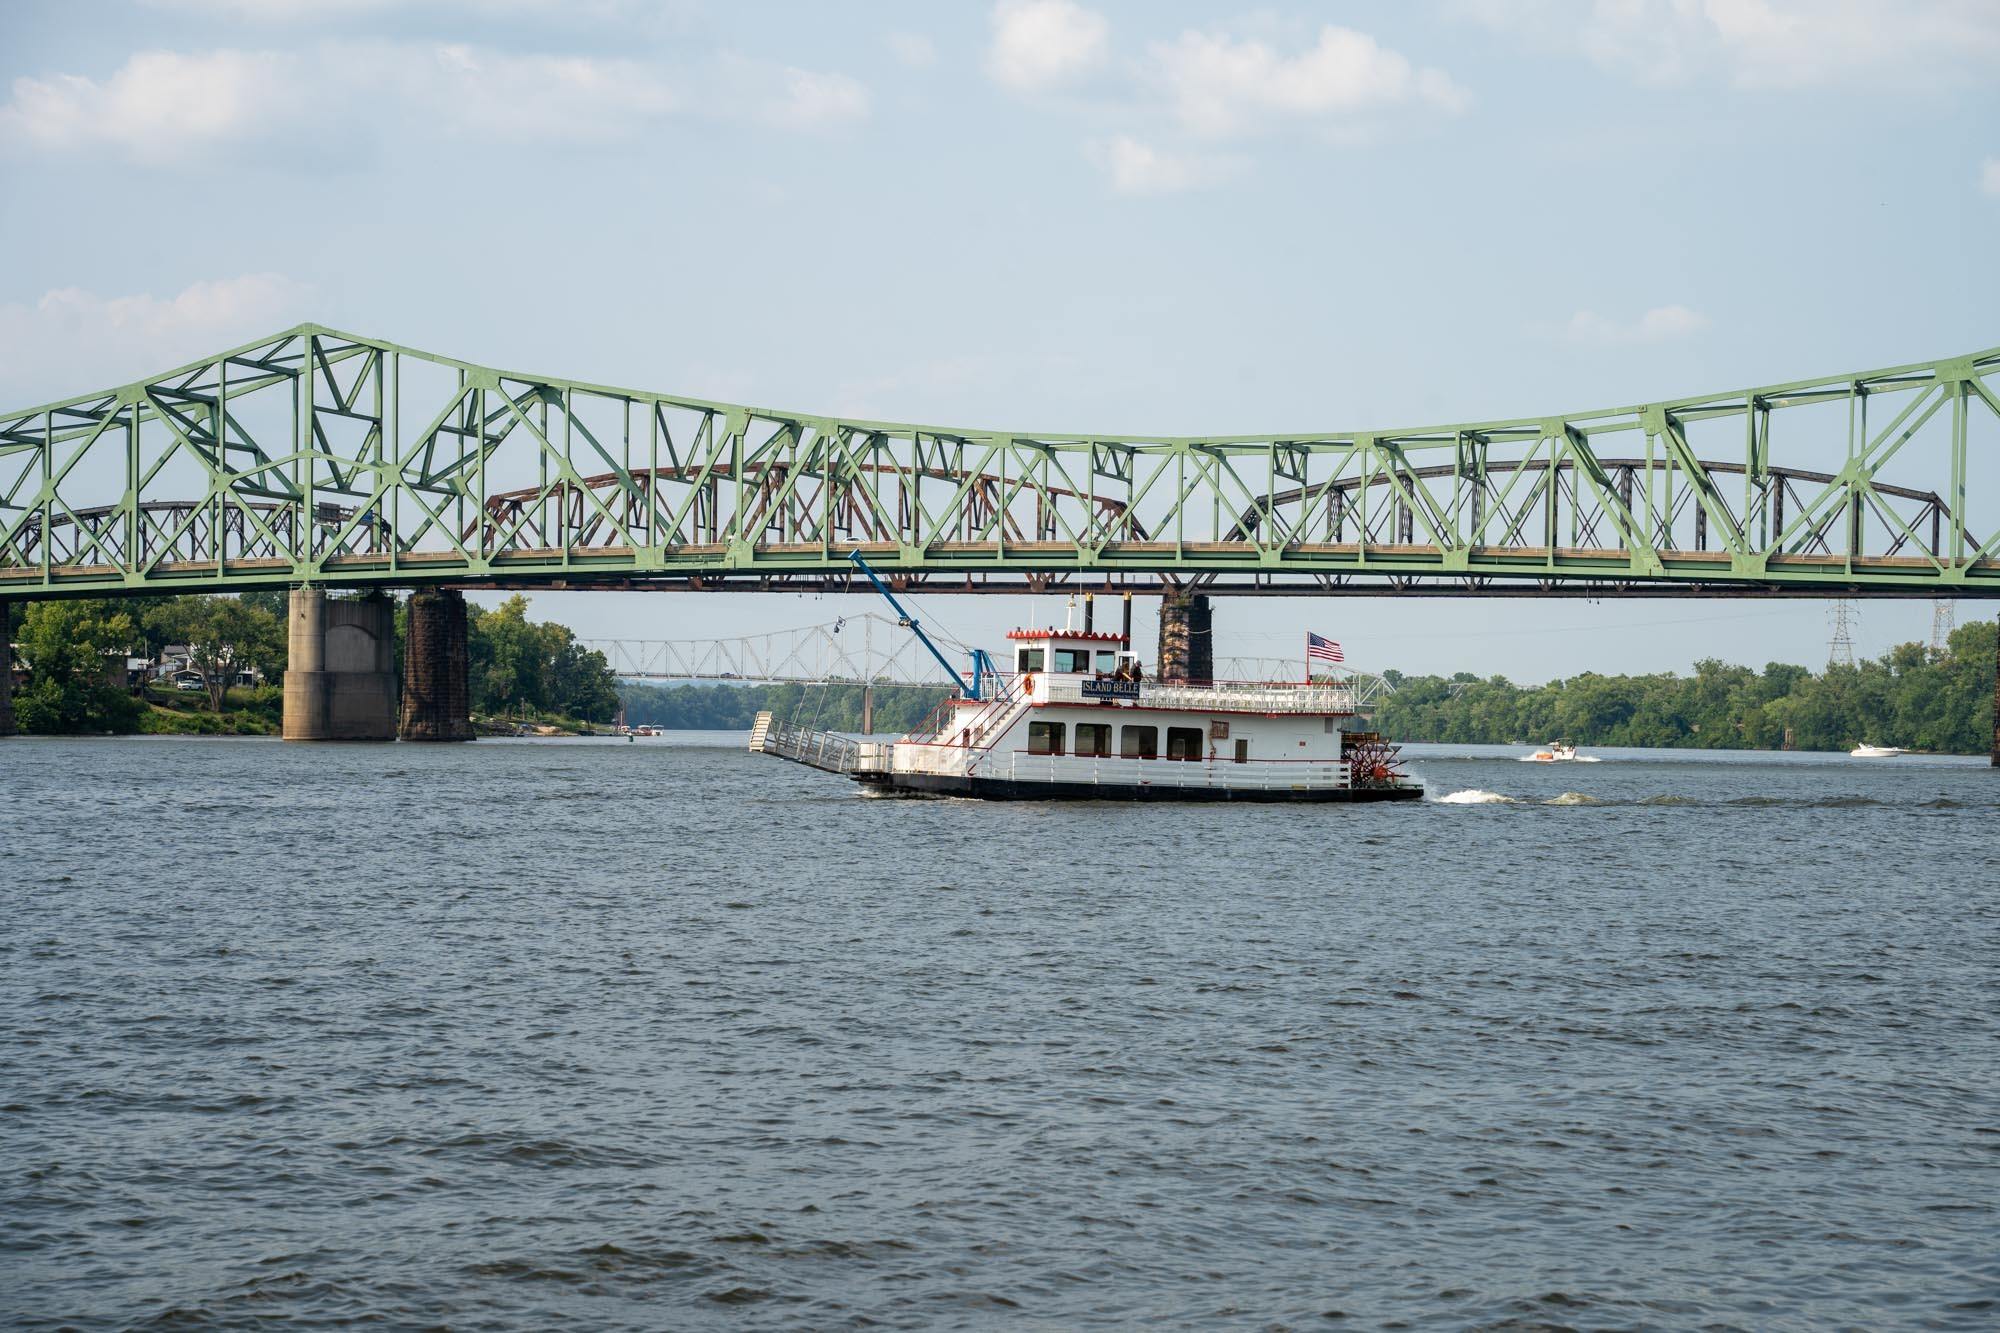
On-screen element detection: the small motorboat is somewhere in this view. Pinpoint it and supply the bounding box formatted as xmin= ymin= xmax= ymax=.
xmin=1849 ymin=743 xmax=1905 ymax=758
xmin=1522 ymin=740 xmax=1582 ymax=763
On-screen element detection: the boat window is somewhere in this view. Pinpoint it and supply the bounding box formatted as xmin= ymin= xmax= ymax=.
xmin=1233 ymin=739 xmax=1249 ymax=764
xmin=1016 ymin=647 xmax=1045 ymax=672
xmin=1166 ymin=727 xmax=1204 ymax=761
xmin=1028 ymin=721 xmax=1065 ymax=755
xmin=1052 ymin=647 xmax=1092 ymax=673
xmin=1095 ymin=650 xmax=1118 ymax=673
xmin=1121 ymin=725 xmax=1157 ymax=759
xmin=1075 ymin=723 xmax=1111 ymax=757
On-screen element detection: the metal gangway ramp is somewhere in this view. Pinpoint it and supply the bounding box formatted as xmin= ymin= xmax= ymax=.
xmin=748 ymin=711 xmax=884 ymax=778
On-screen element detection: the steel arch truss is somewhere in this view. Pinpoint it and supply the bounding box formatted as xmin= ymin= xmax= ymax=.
xmin=588 ymin=613 xmax=959 ymax=686
xmin=2 ymin=325 xmax=1997 ymax=599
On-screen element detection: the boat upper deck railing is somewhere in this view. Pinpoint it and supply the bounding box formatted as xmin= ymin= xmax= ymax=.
xmin=1039 ymin=677 xmax=1359 ymax=714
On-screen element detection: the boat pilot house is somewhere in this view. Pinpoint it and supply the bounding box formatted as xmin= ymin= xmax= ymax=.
xmin=753 ymin=621 xmax=1421 ymax=803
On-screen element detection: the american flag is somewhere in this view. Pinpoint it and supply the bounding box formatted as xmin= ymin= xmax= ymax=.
xmin=1306 ymin=632 xmax=1344 ymax=665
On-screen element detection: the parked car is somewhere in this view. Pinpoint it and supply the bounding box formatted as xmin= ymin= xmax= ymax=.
xmin=173 ymin=671 xmax=206 ymax=693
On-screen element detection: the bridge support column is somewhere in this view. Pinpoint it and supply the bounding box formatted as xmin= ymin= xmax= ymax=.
xmin=1157 ymin=590 xmax=1213 ymax=684
xmin=283 ymin=588 xmax=397 ymax=741
xmin=0 ymin=599 xmax=14 ymax=738
xmin=861 ymin=682 xmax=874 ymax=735
xmin=400 ymin=588 xmax=474 ymax=742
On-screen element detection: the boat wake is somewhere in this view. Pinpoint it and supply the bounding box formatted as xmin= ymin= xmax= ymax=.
xmin=1435 ymin=789 xmax=1518 ymax=804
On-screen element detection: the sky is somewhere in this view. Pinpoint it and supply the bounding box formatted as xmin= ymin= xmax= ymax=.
xmin=0 ymin=0 xmax=1995 ymax=683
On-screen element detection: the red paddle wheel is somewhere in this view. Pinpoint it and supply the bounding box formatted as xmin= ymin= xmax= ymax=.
xmin=1340 ymin=731 xmax=1409 ymax=789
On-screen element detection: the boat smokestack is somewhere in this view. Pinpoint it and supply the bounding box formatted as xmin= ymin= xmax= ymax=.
xmin=1120 ymin=592 xmax=1132 ymax=650
xmin=1083 ymin=592 xmax=1094 ymax=633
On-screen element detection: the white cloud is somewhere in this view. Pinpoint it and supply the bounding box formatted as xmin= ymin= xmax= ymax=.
xmin=143 ymin=0 xmax=675 ymax=19
xmin=1468 ymin=0 xmax=2000 ymax=89
xmin=887 ymin=32 xmax=938 ymax=69
xmin=416 ymin=43 xmax=675 ymax=140
xmin=0 ymin=50 xmax=303 ymax=158
xmin=708 ymin=55 xmax=869 ymax=132
xmin=1982 ymin=157 xmax=2000 ymax=198
xmin=1085 ymin=135 xmax=1230 ymax=196
xmin=142 ymin=0 xmax=397 ymax=15
xmin=0 ymin=43 xmax=867 ymax=160
xmin=1565 ymin=304 xmax=1710 ymax=344
xmin=0 ymin=275 xmax=312 ymax=406
xmin=986 ymin=0 xmax=1109 ymax=92
xmin=761 ymin=66 xmax=870 ymax=132
xmin=1150 ymin=25 xmax=1469 ymax=139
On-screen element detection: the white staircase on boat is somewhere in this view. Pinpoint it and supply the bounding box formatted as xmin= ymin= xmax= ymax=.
xmin=962 ymin=685 xmax=1033 ymax=776
xmin=884 ymin=678 xmax=1032 ymax=779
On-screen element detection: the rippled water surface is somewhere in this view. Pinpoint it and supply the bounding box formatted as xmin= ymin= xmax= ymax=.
xmin=4 ymin=735 xmax=1998 ymax=1329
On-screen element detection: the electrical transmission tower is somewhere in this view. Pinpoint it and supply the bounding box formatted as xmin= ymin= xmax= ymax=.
xmin=1827 ymin=599 xmax=1856 ymax=669
xmin=1931 ymin=600 xmax=1956 ymax=655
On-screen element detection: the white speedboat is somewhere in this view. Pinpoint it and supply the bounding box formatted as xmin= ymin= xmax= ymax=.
xmin=1849 ymin=743 xmax=1905 ymax=758
xmin=1521 ymin=740 xmax=1591 ymax=763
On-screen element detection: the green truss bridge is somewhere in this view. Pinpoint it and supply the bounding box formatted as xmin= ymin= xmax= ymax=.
xmin=3 ymin=325 xmax=1998 ymax=601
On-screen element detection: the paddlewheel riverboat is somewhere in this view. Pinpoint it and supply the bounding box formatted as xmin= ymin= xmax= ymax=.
xmin=750 ymin=623 xmax=1421 ymax=803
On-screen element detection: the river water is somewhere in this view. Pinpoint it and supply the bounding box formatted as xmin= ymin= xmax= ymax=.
xmin=3 ymin=735 xmax=1996 ymax=1329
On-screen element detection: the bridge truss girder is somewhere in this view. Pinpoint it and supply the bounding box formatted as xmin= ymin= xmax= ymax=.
xmin=2 ymin=325 xmax=1997 ymax=600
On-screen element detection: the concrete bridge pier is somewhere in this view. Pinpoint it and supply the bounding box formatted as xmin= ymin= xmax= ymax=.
xmin=399 ymin=588 xmax=474 ymax=741
xmin=1157 ymin=590 xmax=1213 ymax=685
xmin=283 ymin=588 xmax=397 ymax=741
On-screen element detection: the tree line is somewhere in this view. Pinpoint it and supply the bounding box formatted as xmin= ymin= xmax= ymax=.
xmin=5 ymin=591 xmax=618 ymax=734
xmin=455 ymin=594 xmax=620 ymax=724
xmin=14 ymin=598 xmax=1993 ymax=752
xmin=1371 ymin=622 xmax=1998 ymax=754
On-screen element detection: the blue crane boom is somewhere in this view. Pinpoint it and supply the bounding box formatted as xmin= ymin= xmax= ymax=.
xmin=847 ymin=551 xmax=992 ymax=699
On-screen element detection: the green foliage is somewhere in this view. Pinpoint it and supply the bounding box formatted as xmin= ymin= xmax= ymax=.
xmin=13 ymin=600 xmax=143 ymax=734
xmin=153 ymin=595 xmax=288 ymax=712
xmin=466 ymin=594 xmax=620 ymax=723
xmin=9 ymin=589 xmax=622 ymax=734
xmin=619 ymin=681 xmax=953 ymax=733
xmin=138 ymin=687 xmax=281 ymax=735
xmin=1373 ymin=623 xmax=1998 ymax=754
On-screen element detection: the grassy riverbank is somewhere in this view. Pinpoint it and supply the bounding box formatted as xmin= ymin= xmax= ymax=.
xmin=136 ymin=685 xmax=282 ymax=736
